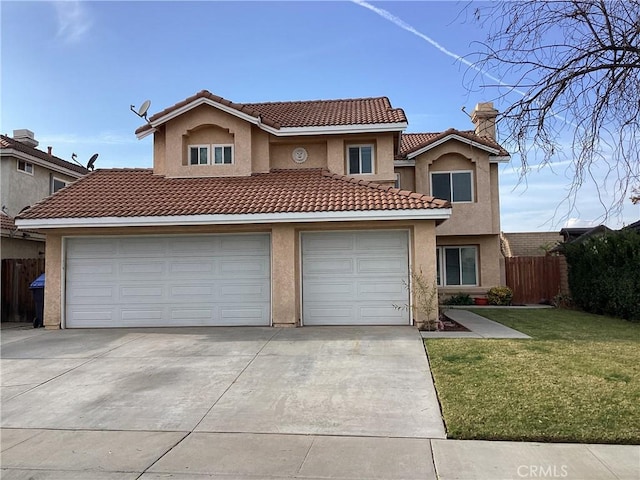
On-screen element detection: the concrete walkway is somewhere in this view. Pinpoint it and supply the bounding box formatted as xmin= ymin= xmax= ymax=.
xmin=421 ymin=308 xmax=532 ymax=339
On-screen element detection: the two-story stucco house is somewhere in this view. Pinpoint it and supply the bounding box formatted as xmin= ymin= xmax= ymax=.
xmin=16 ymin=90 xmax=508 ymax=329
xmin=1 ymin=130 xmax=88 ymax=259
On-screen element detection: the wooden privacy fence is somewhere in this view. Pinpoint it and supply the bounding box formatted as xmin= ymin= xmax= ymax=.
xmin=505 ymin=256 xmax=563 ymax=305
xmin=1 ymin=258 xmax=45 ymax=322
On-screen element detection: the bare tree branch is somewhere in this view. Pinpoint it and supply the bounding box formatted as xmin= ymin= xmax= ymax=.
xmin=467 ymin=1 xmax=640 ymax=218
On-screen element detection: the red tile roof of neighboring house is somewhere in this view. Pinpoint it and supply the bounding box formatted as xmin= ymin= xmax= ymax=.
xmin=0 ymin=135 xmax=89 ymax=176
xmin=136 ymin=90 xmax=407 ymax=135
xmin=1 ymin=211 xmax=16 ymax=231
xmin=399 ymin=129 xmax=509 ymax=157
xmin=18 ymin=168 xmax=449 ymax=220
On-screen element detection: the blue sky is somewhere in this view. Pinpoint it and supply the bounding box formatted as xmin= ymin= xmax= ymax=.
xmin=2 ymin=1 xmax=638 ymax=231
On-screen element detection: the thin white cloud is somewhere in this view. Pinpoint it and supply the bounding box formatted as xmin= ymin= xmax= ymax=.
xmin=53 ymin=1 xmax=92 ymax=44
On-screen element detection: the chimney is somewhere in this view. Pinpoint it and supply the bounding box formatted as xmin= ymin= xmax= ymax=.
xmin=13 ymin=129 xmax=39 ymax=148
xmin=47 ymin=146 xmax=53 ymax=155
xmin=471 ymin=102 xmax=499 ymax=140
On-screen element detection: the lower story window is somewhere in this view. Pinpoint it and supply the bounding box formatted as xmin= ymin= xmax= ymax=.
xmin=436 ymin=246 xmax=478 ymax=286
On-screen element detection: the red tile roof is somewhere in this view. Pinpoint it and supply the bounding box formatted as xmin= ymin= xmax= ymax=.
xmin=0 ymin=135 xmax=89 ymax=176
xmin=18 ymin=169 xmax=449 ymax=220
xmin=1 ymin=211 xmax=16 ymax=231
xmin=136 ymin=90 xmax=407 ymax=135
xmin=399 ymin=129 xmax=509 ymax=157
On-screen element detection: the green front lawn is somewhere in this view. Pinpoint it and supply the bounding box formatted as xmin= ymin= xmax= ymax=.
xmin=425 ymin=308 xmax=640 ymax=444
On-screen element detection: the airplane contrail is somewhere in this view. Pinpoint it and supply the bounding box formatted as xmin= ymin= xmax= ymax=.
xmin=351 ymin=0 xmax=526 ymax=96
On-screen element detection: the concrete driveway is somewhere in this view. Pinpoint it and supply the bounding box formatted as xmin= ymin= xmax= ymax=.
xmin=1 ymin=325 xmax=445 ymax=479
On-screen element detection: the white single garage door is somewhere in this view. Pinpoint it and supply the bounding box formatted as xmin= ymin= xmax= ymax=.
xmin=302 ymin=231 xmax=410 ymax=325
xmin=65 ymin=234 xmax=270 ymax=328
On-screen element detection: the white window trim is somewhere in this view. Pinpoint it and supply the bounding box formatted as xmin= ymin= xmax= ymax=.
xmin=346 ymin=144 xmax=375 ymax=175
xmin=188 ymin=144 xmax=210 ymax=166
xmin=17 ymin=159 xmax=34 ymax=175
xmin=212 ymin=144 xmax=234 ymax=165
xmin=430 ymin=170 xmax=474 ymax=203
xmin=436 ymin=245 xmax=479 ymax=287
xmin=394 ymin=173 xmax=401 ymax=189
xmin=52 ymin=177 xmax=69 ymax=193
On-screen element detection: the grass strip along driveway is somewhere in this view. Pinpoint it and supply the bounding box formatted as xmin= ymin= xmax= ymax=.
xmin=425 ymin=309 xmax=639 ymax=444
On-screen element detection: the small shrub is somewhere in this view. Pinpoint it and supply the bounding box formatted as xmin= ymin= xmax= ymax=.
xmin=487 ymin=286 xmax=513 ymax=306
xmin=443 ymin=292 xmax=474 ymax=305
xmin=393 ymin=269 xmax=443 ymax=331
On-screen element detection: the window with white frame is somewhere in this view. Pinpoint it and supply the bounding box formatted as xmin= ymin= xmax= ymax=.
xmin=431 ymin=171 xmax=473 ymax=202
xmin=436 ymin=246 xmax=478 ymax=286
xmin=17 ymin=159 xmax=34 ymax=175
xmin=213 ymin=144 xmax=233 ymax=164
xmin=189 ymin=145 xmax=209 ymax=165
xmin=51 ymin=177 xmax=68 ymax=193
xmin=347 ymin=144 xmax=374 ymax=174
xmin=189 ymin=144 xmax=233 ymax=165
xmin=394 ymin=173 xmax=401 ymax=189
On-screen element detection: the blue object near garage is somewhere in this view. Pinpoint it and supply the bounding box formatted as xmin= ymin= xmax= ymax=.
xmin=29 ymin=274 xmax=45 ymax=328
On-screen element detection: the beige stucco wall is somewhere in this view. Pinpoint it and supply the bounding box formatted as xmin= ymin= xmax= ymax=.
xmin=1 ymin=156 xmax=79 ymax=217
xmin=395 ymin=166 xmax=415 ymax=192
xmin=153 ymin=106 xmax=398 ymax=184
xmin=43 ymin=234 xmax=62 ymax=329
xmin=40 ymin=219 xmax=439 ymax=329
xmin=1 ymin=236 xmax=45 ymax=259
xmin=157 ymin=105 xmax=254 ymax=177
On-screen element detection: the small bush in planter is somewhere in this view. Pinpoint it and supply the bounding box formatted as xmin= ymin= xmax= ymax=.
xmin=487 ymin=286 xmax=513 ymax=306
xmin=443 ymin=292 xmax=474 ymax=305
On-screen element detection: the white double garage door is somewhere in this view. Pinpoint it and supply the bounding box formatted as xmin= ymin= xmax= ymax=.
xmin=65 ymin=231 xmax=410 ymax=328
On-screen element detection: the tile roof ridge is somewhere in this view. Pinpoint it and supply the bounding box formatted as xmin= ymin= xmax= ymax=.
xmin=242 ymin=96 xmax=392 ymax=106
xmin=0 ymin=134 xmax=89 ymax=174
xmin=321 ymin=170 xmax=450 ymax=208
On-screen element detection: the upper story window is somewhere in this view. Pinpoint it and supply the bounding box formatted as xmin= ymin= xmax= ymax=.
xmin=347 ymin=145 xmax=374 ymax=175
xmin=213 ymin=145 xmax=233 ymax=164
xmin=431 ymin=171 xmax=473 ymax=202
xmin=51 ymin=177 xmax=68 ymax=194
xmin=189 ymin=144 xmax=233 ymax=165
xmin=17 ymin=159 xmax=34 ymax=175
xmin=394 ymin=173 xmax=401 ymax=189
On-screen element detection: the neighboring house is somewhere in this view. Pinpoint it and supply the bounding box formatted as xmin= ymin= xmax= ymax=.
xmin=16 ymin=90 xmax=509 ymax=329
xmin=1 ymin=130 xmax=88 ymax=259
xmin=501 ymin=232 xmax=563 ymax=258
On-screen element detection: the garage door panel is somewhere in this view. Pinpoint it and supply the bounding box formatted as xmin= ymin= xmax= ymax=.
xmin=356 ymin=231 xmax=407 ymax=250
xmin=303 ymin=233 xmax=353 ymax=251
xmin=170 ymin=284 xmax=216 ymax=299
xmin=220 ymin=282 xmax=269 ymax=300
xmin=304 ymin=258 xmax=354 ymax=274
xmin=120 ymin=261 xmax=165 ymax=275
xmin=220 ymin=236 xmax=270 ymax=254
xmin=67 ymin=260 xmax=116 ymax=280
xmin=67 ymin=285 xmax=115 ymax=302
xmin=119 ymin=238 xmax=166 ymax=257
xmin=302 ymin=231 xmax=409 ymax=326
xmin=65 ymin=234 xmax=270 ymax=327
xmin=357 ymin=257 xmax=406 ymax=274
xmin=219 ymin=307 xmax=269 ymax=326
xmin=304 ymin=306 xmax=354 ymax=325
xmin=66 ymin=238 xmax=117 ymax=257
xmin=220 ymin=258 xmax=269 ymax=275
xmin=169 ymin=260 xmax=215 ymax=275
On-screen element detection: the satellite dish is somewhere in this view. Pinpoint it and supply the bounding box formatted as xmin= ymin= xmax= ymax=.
xmin=86 ymin=153 xmax=99 ymax=171
xmin=130 ymin=100 xmax=151 ymax=123
xmin=138 ymin=100 xmax=151 ymax=117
